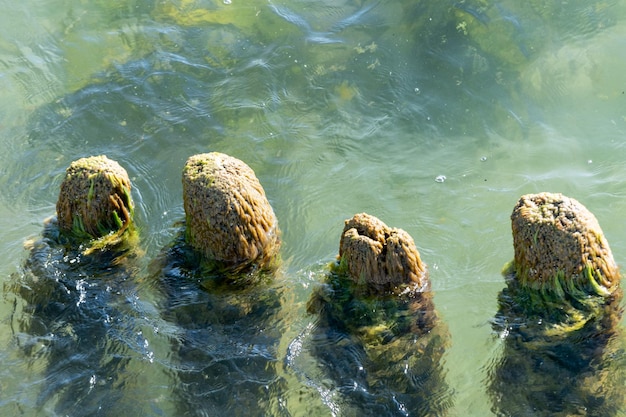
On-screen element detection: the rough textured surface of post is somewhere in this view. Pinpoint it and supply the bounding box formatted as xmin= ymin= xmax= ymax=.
xmin=510 ymin=192 xmax=619 ymax=296
xmin=488 ymin=193 xmax=625 ymax=416
xmin=182 ymin=152 xmax=280 ymax=271
xmin=338 ymin=213 xmax=427 ymax=292
xmin=56 ymin=155 xmax=133 ymax=239
xmin=305 ymin=213 xmax=451 ymax=415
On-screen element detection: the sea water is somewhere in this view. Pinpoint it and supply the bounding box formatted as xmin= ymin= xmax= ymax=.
xmin=1 ymin=0 xmax=626 ymax=415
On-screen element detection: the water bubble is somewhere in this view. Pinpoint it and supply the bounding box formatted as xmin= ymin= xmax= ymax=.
xmin=435 ymin=175 xmax=446 ymax=183
xmin=223 ymin=0 xmax=232 ymax=3
xmin=414 ymin=87 xmax=420 ymax=94
xmin=587 ymin=159 xmax=593 ymax=164
xmin=480 ymin=156 xmax=487 ymax=162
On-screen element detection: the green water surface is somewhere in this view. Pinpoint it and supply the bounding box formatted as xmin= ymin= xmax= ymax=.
xmin=1 ymin=0 xmax=626 ymax=415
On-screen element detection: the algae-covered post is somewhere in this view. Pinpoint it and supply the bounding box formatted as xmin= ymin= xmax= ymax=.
xmin=337 ymin=212 xmax=428 ymax=292
xmin=508 ymin=192 xmax=619 ymax=296
xmin=306 ymin=213 xmax=452 ymax=416
xmin=6 ymin=156 xmax=145 ymax=415
xmin=57 ymin=155 xmax=134 ymax=240
xmin=182 ymin=152 xmax=281 ymax=274
xmin=150 ymin=152 xmax=290 ymax=416
xmin=489 ymin=192 xmax=625 ymax=416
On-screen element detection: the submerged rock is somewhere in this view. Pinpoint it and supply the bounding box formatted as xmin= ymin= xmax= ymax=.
xmin=182 ymin=152 xmax=281 ymax=273
xmin=306 ymin=213 xmax=451 ymax=416
xmin=57 ymin=155 xmax=134 ymax=239
xmin=489 ymin=192 xmax=625 ymax=416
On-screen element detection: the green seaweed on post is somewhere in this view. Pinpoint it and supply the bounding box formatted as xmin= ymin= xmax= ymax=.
xmin=489 ymin=192 xmax=625 ymax=416
xmin=306 ymin=213 xmax=452 ymax=415
xmin=56 ymin=155 xmax=137 ymax=256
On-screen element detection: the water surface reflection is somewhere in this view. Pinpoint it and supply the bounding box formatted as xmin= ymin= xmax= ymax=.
xmin=148 ymin=230 xmax=293 ymax=416
xmin=2 ymin=0 xmax=626 ymax=416
xmin=6 ymin=218 xmax=151 ymax=415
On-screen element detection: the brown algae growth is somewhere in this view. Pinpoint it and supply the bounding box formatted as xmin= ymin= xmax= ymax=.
xmin=336 ymin=212 xmax=428 ymax=294
xmin=182 ymin=152 xmax=281 ymax=273
xmin=489 ymin=192 xmax=624 ymax=416
xmin=55 ymin=155 xmax=135 ymax=252
xmin=307 ymin=213 xmax=451 ymax=415
xmin=501 ymin=192 xmax=621 ymax=335
xmin=509 ymin=192 xmax=619 ymax=297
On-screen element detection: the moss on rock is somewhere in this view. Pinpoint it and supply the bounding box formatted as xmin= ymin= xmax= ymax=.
xmin=56 ymin=155 xmax=134 ymax=240
xmin=182 ymin=152 xmax=280 ymax=272
xmin=336 ymin=213 xmax=427 ymax=293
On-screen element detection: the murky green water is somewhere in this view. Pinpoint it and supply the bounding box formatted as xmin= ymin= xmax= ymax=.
xmin=2 ymin=0 xmax=626 ymax=415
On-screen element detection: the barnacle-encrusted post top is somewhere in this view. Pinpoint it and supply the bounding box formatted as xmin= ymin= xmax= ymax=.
xmin=182 ymin=152 xmax=281 ymax=270
xmin=510 ymin=192 xmax=619 ymax=295
xmin=338 ymin=213 xmax=427 ymax=291
xmin=56 ymin=155 xmax=133 ymax=239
